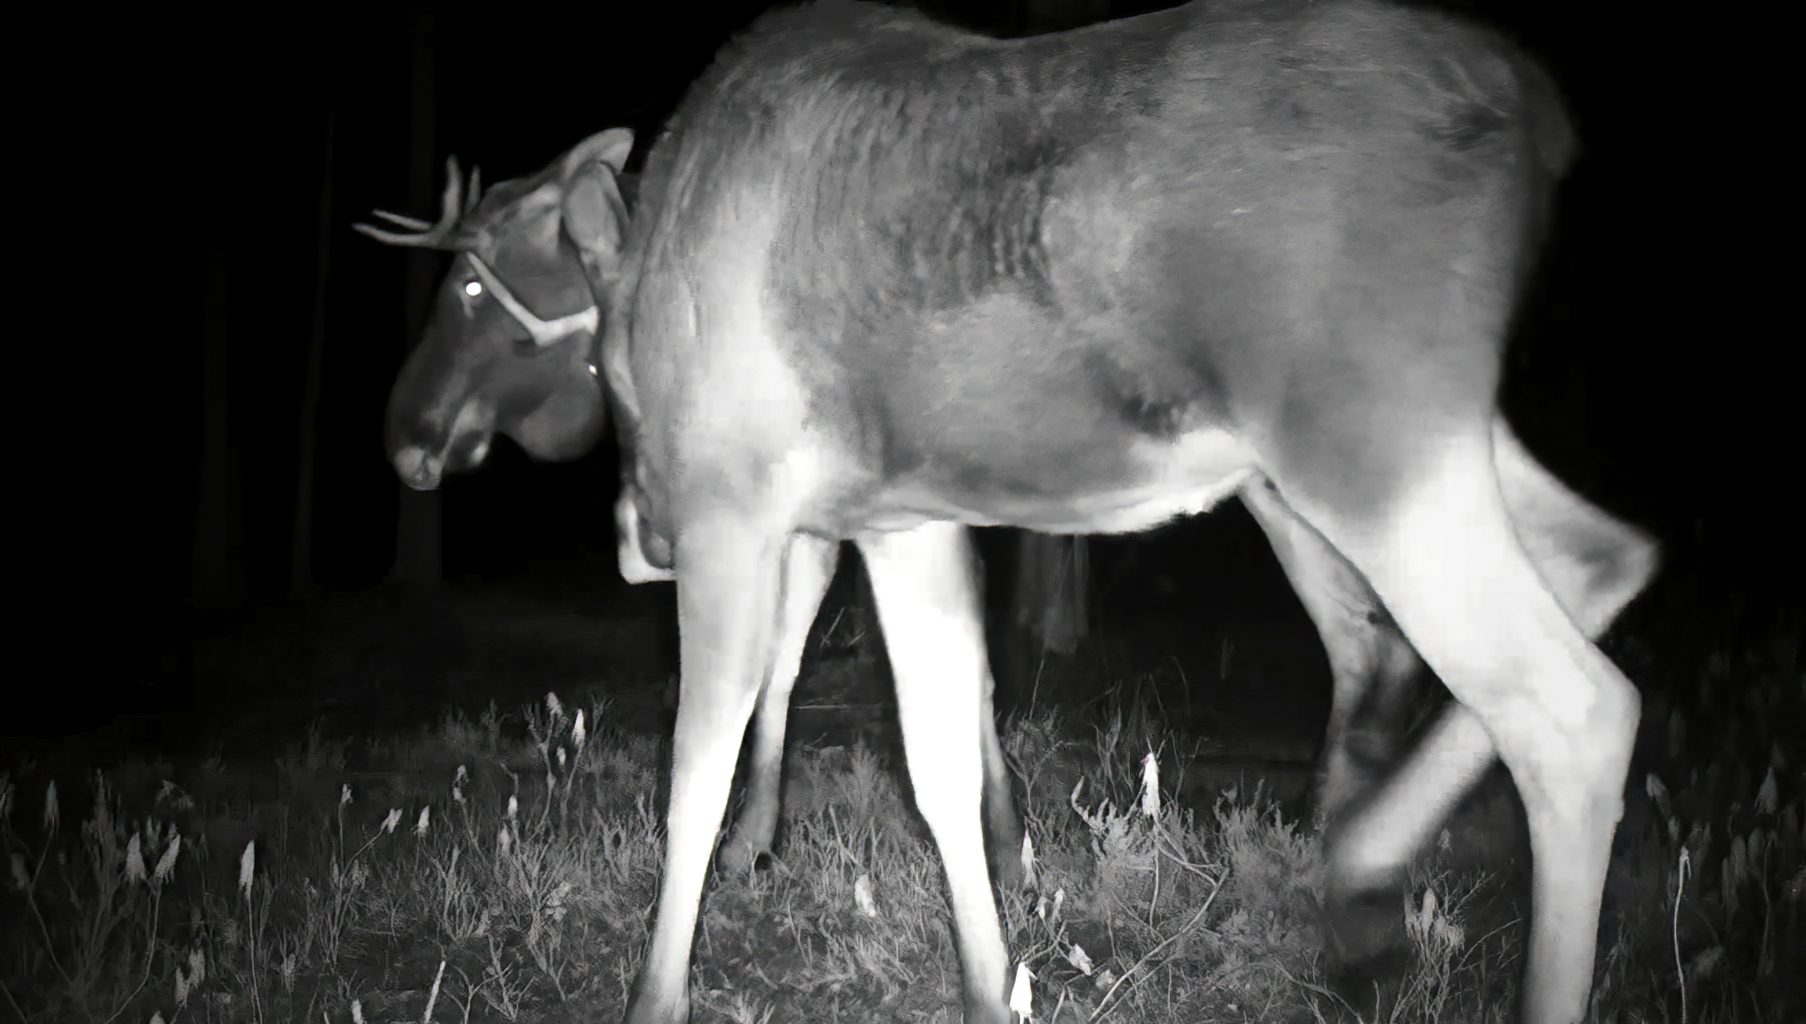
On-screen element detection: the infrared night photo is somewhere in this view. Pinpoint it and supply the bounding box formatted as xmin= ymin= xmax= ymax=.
xmin=8 ymin=2 xmax=1796 ymax=1023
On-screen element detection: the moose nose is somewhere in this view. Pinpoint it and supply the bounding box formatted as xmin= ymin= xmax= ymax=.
xmin=392 ymin=445 xmax=445 ymax=491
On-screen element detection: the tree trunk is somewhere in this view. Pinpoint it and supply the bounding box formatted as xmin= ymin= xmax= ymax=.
xmin=998 ymin=532 xmax=1090 ymax=704
xmin=1013 ymin=533 xmax=1090 ymax=655
xmin=191 ymin=155 xmax=246 ymax=610
xmin=290 ymin=112 xmax=335 ymax=601
xmin=389 ymin=3 xmax=443 ymax=588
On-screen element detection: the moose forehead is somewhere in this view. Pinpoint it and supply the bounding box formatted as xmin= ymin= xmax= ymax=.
xmin=424 ymin=203 xmax=593 ymax=330
xmin=465 ymin=188 xmax=580 ymax=272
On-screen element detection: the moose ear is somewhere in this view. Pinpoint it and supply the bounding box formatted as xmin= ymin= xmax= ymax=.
xmin=562 ymin=133 xmax=633 ymax=272
xmin=562 ymin=127 xmax=634 ymax=179
xmin=563 ymin=168 xmax=628 ymax=266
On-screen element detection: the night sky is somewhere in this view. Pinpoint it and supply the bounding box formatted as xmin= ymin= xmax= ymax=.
xmin=34 ymin=1 xmax=1792 ymax=741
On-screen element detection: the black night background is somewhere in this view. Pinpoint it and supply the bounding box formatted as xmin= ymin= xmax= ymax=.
xmin=43 ymin=0 xmax=1795 ymax=738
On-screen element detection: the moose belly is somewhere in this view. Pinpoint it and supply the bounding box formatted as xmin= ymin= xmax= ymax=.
xmin=848 ymin=423 xmax=1257 ymax=536
xmin=826 ymin=289 xmax=1259 ymax=535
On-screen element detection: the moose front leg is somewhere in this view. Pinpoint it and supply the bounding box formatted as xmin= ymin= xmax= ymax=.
xmin=719 ymin=536 xmax=839 ymax=875
xmin=859 ymin=522 xmax=1012 ymax=1024
xmin=627 ymin=527 xmax=832 ymax=1024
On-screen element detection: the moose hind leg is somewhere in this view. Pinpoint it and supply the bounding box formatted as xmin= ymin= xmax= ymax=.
xmin=1296 ymin=430 xmax=1640 ymax=1024
xmin=1241 ymin=479 xmax=1425 ymax=827
xmin=1493 ymin=420 xmax=1658 ymax=634
xmin=1241 ymin=478 xmax=1434 ymax=995
xmin=1252 ymin=424 xmax=1656 ymax=1008
xmin=979 ymin=668 xmax=1024 ymax=890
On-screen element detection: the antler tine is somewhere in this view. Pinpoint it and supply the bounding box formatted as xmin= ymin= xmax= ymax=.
xmin=351 ymin=154 xmax=473 ymax=249
xmin=367 ymin=209 xmax=435 ymax=230
xmin=439 ymin=155 xmax=466 ymax=228
xmin=466 ymin=166 xmax=482 ymax=215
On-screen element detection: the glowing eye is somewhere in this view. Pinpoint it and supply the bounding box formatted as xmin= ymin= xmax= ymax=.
xmin=464 ymin=280 xmax=484 ymax=298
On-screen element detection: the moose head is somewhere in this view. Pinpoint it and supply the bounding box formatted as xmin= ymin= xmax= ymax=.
xmin=356 ymin=128 xmax=633 ymax=490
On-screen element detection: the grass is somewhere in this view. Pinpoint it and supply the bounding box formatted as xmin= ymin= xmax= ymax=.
xmin=2 ymin=611 xmax=1799 ymax=1023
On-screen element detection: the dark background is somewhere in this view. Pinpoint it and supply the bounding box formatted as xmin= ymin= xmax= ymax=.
xmin=23 ymin=0 xmax=1791 ymax=742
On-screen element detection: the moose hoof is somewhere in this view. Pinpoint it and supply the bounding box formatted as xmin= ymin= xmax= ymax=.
xmin=717 ymin=834 xmax=772 ymax=877
xmin=1322 ymin=887 xmax=1410 ymax=1015
xmin=988 ymin=836 xmax=1026 ymax=890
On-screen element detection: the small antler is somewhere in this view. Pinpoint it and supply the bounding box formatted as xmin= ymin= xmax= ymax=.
xmin=353 ymin=157 xmax=483 ymax=248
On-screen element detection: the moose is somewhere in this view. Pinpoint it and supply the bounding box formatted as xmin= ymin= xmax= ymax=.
xmin=356 ymin=137 xmax=1436 ymax=891
xmin=360 ymin=2 xmax=1656 ymax=1022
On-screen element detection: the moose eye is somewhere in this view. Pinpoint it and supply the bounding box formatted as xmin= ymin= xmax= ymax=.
xmin=463 ymin=279 xmax=484 ymax=298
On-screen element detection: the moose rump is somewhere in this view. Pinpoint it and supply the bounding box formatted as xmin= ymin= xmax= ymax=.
xmin=599 ymin=3 xmax=1650 ymax=1024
